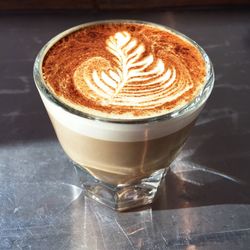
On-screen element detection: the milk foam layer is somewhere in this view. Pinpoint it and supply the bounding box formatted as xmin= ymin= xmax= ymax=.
xmin=40 ymin=90 xmax=203 ymax=142
xmin=42 ymin=21 xmax=206 ymax=119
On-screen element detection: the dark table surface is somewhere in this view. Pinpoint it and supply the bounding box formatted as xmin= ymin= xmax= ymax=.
xmin=1 ymin=8 xmax=250 ymax=250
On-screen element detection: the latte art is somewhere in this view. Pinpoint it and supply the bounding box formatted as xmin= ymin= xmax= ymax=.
xmin=74 ymin=31 xmax=192 ymax=109
xmin=42 ymin=22 xmax=206 ymax=118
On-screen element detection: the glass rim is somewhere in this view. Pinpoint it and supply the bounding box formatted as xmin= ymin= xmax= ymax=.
xmin=33 ymin=19 xmax=214 ymax=125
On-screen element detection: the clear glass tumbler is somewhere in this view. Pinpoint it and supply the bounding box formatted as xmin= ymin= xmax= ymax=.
xmin=33 ymin=20 xmax=214 ymax=211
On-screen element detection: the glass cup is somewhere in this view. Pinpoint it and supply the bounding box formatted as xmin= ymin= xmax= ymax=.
xmin=33 ymin=20 xmax=214 ymax=211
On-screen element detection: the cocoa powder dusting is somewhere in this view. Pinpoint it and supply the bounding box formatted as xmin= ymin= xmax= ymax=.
xmin=42 ymin=22 xmax=206 ymax=118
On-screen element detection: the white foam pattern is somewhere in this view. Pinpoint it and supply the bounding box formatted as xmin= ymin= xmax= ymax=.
xmin=74 ymin=31 xmax=192 ymax=109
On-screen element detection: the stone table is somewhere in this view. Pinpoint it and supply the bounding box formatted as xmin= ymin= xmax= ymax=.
xmin=0 ymin=9 xmax=250 ymax=249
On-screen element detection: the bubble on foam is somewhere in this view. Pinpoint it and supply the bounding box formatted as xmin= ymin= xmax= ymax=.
xmin=73 ymin=31 xmax=192 ymax=109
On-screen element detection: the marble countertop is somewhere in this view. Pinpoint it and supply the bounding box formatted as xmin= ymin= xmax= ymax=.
xmin=0 ymin=9 xmax=250 ymax=249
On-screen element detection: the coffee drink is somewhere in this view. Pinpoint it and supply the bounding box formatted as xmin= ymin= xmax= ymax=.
xmin=34 ymin=20 xmax=214 ymax=209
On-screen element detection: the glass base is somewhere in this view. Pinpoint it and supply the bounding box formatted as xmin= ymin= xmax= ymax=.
xmin=76 ymin=165 xmax=168 ymax=211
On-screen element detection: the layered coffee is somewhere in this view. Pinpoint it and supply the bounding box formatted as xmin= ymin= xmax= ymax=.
xmin=49 ymin=113 xmax=195 ymax=184
xmin=39 ymin=21 xmax=209 ymax=185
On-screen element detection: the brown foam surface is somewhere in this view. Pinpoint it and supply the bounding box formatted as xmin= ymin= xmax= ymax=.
xmin=42 ymin=22 xmax=206 ymax=118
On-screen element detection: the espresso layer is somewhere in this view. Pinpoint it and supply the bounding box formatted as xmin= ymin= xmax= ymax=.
xmin=42 ymin=22 xmax=206 ymax=118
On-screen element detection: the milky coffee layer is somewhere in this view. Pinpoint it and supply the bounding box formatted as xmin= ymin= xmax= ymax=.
xmin=42 ymin=22 xmax=206 ymax=119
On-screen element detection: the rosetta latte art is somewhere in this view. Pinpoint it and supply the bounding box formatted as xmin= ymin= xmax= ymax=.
xmin=74 ymin=31 xmax=193 ymax=109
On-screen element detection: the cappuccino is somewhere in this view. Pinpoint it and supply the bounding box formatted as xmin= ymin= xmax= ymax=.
xmin=34 ymin=20 xmax=214 ymax=209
